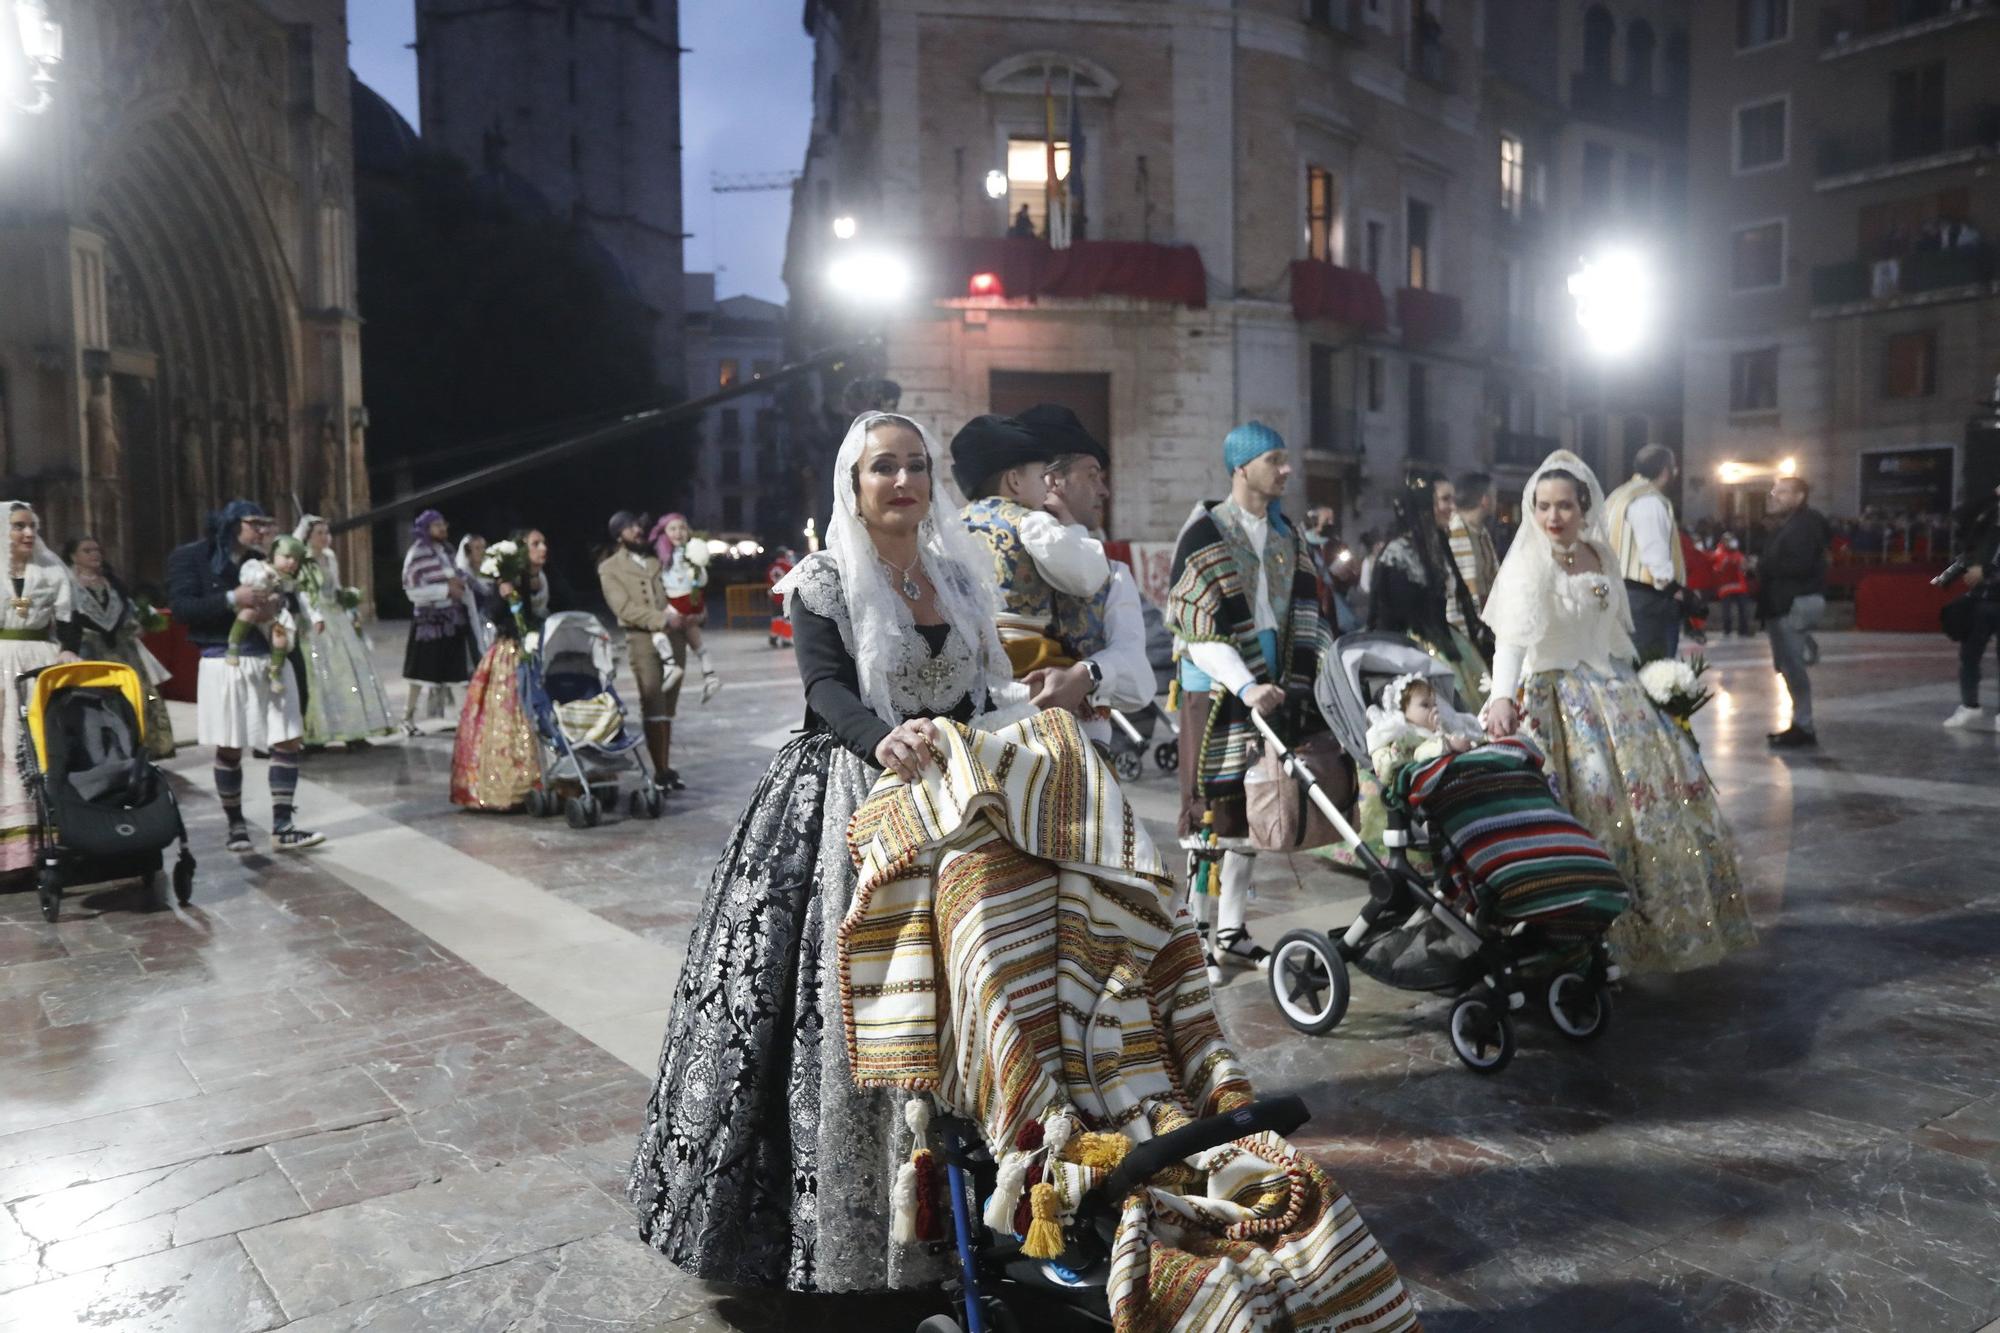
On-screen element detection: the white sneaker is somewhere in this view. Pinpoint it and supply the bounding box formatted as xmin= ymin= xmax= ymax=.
xmin=701 ymin=673 xmax=722 ymax=704
xmin=660 ymin=663 xmax=685 ymax=695
xmin=1942 ymin=705 xmax=1988 ymax=730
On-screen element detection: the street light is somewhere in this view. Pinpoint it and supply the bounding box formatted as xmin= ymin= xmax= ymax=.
xmin=826 ymin=248 xmax=912 ymax=304
xmin=1567 ymin=247 xmax=1654 ymax=360
xmin=831 ymin=214 xmax=857 ymax=241
xmin=983 ymin=169 xmax=1008 ymax=200
xmin=3 ymin=0 xmax=62 ymax=114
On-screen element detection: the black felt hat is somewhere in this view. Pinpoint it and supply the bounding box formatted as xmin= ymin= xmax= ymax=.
xmin=1015 ymin=403 xmax=1107 ymax=468
xmin=949 ymin=414 xmax=1050 ymax=497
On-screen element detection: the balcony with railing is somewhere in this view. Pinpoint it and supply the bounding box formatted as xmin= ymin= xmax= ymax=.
xmin=1820 ymin=0 xmax=1995 ymax=58
xmin=1810 ymin=241 xmax=1997 ymax=308
xmin=1815 ymin=104 xmax=2000 ymax=187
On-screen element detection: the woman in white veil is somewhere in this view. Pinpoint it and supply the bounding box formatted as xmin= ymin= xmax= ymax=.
xmin=628 ymin=411 xmax=1026 ymax=1295
xmin=1479 ymin=450 xmax=1754 ymax=973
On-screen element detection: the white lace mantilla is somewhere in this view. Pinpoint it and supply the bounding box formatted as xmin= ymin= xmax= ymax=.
xmin=786 ymin=553 xmax=997 ymax=722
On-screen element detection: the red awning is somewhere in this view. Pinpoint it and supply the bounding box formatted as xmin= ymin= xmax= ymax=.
xmin=929 ymin=237 xmax=1208 ymax=309
xmin=1288 ymin=260 xmax=1388 ymax=331
xmin=1396 ymin=286 xmax=1463 ymax=345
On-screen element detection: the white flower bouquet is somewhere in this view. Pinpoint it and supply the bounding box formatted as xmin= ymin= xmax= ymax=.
xmin=1638 ymin=655 xmax=1713 ymax=744
xmin=478 ymin=540 xmax=531 ymax=635
xmin=685 ymin=538 xmax=711 ymax=569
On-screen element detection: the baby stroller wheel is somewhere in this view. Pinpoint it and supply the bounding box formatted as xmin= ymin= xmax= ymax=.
xmin=1448 ymin=993 xmax=1516 ymax=1074
xmin=640 ymin=786 xmax=664 ymax=819
xmin=1544 ymin=971 xmax=1613 ymax=1042
xmin=564 ymin=794 xmax=600 ymax=829
xmin=915 ymin=1318 xmax=963 ymax=1333
xmin=142 ymin=869 xmax=171 ymax=913
xmin=1155 ymin=741 xmax=1179 ymax=773
xmin=1114 ymin=749 xmax=1142 ymax=782
xmin=37 ymin=866 xmax=60 ymax=922
xmin=172 ymin=853 xmax=195 ymax=905
xmin=1269 ymin=930 xmax=1350 ymax=1035
xmin=525 ymin=787 xmax=550 ymax=819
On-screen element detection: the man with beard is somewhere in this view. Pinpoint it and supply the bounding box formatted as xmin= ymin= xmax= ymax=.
xmin=597 ymin=511 xmax=687 ymax=788
xmin=165 ymin=499 xmax=324 ymax=853
xmin=1013 ymin=404 xmax=1154 ymax=748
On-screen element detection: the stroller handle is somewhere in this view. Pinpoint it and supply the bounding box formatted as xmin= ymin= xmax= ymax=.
xmin=1083 ymin=1095 xmax=1309 ymax=1215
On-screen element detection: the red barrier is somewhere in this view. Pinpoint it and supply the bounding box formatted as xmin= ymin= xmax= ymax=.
xmin=1854 ymin=570 xmax=1956 ymax=633
xmin=142 ymin=615 xmax=201 ymax=703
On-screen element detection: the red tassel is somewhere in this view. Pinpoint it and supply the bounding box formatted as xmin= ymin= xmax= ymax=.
xmin=1016 ymin=1120 xmax=1045 ymax=1152
xmin=912 ymin=1149 xmax=940 ymax=1241
xmin=1013 ymin=1161 xmax=1043 ymax=1236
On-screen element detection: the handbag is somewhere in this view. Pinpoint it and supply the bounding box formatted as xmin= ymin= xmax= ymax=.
xmin=1244 ymin=728 xmax=1355 ymax=852
xmin=1940 ymin=595 xmax=1974 ymax=643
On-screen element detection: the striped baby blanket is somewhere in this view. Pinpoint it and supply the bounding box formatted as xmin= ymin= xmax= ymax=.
xmin=1393 ymin=736 xmax=1629 ymax=934
xmin=840 ymin=708 xmax=1422 ymax=1333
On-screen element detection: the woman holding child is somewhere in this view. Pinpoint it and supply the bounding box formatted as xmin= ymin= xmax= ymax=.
xmin=1477 ymin=450 xmax=1755 ymax=973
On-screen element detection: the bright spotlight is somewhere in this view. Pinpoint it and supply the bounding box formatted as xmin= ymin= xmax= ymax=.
xmin=1777 ymin=456 xmax=1798 ymax=478
xmin=1568 ymin=247 xmax=1654 ymax=360
xmin=831 ymin=214 xmax=857 ymax=240
xmin=705 ymin=539 xmax=730 ymax=558
xmin=1716 ymin=461 xmax=1749 ymax=485
xmin=984 ymin=169 xmax=1008 ymax=200
xmin=826 ymin=249 xmax=912 ymax=303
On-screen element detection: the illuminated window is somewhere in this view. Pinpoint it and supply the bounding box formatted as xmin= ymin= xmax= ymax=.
xmin=718 ymin=358 xmax=739 ymax=389
xmin=1405 ymin=199 xmax=1433 ymax=290
xmin=1499 ymin=135 xmax=1524 ymax=218
xmin=1006 ymin=137 xmax=1070 ymax=238
xmin=1306 ymin=165 xmax=1338 ymax=262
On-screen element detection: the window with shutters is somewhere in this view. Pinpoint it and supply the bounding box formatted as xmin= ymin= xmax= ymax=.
xmin=1306 ymin=166 xmax=1339 ymax=262
xmin=1499 ymin=135 xmax=1525 ymax=218
xmin=1734 ymin=97 xmax=1787 ymax=173
xmin=1881 ymin=329 xmax=1936 ymax=399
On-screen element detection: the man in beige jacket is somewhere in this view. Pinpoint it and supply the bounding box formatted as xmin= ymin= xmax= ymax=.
xmin=597 ymin=511 xmax=686 ymax=789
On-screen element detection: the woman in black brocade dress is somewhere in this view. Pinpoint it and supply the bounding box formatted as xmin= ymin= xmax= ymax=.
xmin=627 ymin=412 xmax=1028 ymax=1292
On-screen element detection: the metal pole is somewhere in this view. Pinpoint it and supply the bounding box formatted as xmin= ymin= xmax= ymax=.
xmin=331 ymin=339 xmax=876 ymax=535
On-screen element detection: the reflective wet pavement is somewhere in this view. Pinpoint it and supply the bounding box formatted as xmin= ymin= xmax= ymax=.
xmin=1 ymin=627 xmax=1996 ymax=1331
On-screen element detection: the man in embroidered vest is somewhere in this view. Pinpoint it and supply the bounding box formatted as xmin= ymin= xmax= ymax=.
xmin=1168 ymin=422 xmax=1331 ymax=975
xmin=1449 ymin=472 xmax=1501 ymax=619
xmin=1011 ymin=404 xmax=1154 ymax=747
xmin=1605 ymin=444 xmax=1695 ymax=661
xmin=951 ymin=413 xmax=1111 ymax=676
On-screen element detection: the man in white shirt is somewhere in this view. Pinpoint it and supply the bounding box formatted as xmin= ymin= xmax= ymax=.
xmin=1011 ymin=404 xmax=1154 ymax=743
xmin=1605 ymin=445 xmax=1695 ymax=661
xmin=952 ymin=414 xmax=1112 ymax=676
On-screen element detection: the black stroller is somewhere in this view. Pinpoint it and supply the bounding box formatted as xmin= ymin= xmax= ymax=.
xmin=1256 ymin=633 xmax=1628 ymax=1073
xmin=1100 ymin=601 xmax=1179 ymax=782
xmin=18 ymin=661 xmax=194 ymax=922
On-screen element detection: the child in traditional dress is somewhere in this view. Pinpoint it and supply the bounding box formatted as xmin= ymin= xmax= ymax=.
xmin=651 ymin=513 xmax=721 ymax=703
xmin=1365 ymin=674 xmax=1481 ymax=786
xmin=226 ymin=537 xmax=311 ymax=695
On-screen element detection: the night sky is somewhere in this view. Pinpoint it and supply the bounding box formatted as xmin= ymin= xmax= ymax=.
xmin=344 ymin=1 xmax=813 ymax=305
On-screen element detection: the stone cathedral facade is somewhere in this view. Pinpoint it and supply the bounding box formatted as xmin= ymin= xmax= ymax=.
xmin=0 ymin=0 xmax=368 ymax=591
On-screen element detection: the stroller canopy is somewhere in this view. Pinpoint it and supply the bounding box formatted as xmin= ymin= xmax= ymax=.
xmin=536 ymin=611 xmax=616 ymax=682
xmin=1316 ymin=631 xmax=1469 ymax=768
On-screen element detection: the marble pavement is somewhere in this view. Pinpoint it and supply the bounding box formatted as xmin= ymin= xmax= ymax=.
xmin=1 ymin=625 xmax=1997 ymax=1332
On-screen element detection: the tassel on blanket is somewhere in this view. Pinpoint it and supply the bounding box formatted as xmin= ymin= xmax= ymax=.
xmin=891 ymin=1097 xmax=935 ymax=1245
xmin=1068 ymin=1130 xmax=1131 ymax=1172
xmin=983 ymin=1150 xmax=1031 ymax=1234
xmin=1022 ymin=1181 xmax=1065 ymax=1260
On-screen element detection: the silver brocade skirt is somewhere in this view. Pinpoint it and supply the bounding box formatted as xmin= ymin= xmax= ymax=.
xmin=626 ymin=731 xmax=930 ymax=1293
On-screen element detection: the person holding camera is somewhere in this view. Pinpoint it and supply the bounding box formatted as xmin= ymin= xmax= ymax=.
xmin=1943 ymin=484 xmax=2000 ymax=731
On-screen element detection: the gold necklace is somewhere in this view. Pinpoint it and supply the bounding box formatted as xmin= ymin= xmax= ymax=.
xmin=1553 ymin=540 xmax=1582 ymax=571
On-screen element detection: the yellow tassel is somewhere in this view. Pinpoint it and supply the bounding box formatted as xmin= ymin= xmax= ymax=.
xmin=1022 ymin=1181 xmax=1064 ymax=1259
xmin=1066 ymin=1131 xmax=1130 ymax=1172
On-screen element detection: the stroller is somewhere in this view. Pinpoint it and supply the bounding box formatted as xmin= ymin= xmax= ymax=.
xmin=1257 ymin=632 xmax=1628 ymax=1074
xmin=517 ymin=612 xmax=663 ymax=828
xmin=1100 ymin=600 xmax=1180 ymax=782
xmin=921 ymin=1096 xmax=1313 ymax=1333
xmin=17 ymin=661 xmax=194 ymax=922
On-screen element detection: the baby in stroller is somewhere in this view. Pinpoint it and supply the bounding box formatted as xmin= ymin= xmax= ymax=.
xmin=1365 ymin=672 xmax=1483 ymax=783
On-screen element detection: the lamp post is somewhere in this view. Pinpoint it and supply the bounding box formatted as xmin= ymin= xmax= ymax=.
xmin=1567 ymin=247 xmax=1654 ymax=476
xmin=4 ymin=0 xmax=62 ymax=115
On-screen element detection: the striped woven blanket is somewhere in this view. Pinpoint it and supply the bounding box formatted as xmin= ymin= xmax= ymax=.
xmin=841 ymin=709 xmax=1421 ymax=1333
xmin=1392 ymin=736 xmax=1629 ymax=935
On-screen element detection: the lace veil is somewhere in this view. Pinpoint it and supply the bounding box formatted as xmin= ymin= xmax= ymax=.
xmin=1482 ymin=449 xmax=1634 ymax=651
xmin=773 ymin=411 xmax=1012 ymax=727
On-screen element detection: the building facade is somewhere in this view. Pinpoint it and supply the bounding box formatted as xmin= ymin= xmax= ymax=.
xmin=0 ymin=0 xmax=368 ymax=589
xmin=682 ymin=275 xmax=790 ymax=537
xmin=1684 ymin=0 xmax=2000 ymax=524
xmin=784 ymin=0 xmax=1691 ymax=551
xmin=415 ymin=0 xmax=687 ymax=394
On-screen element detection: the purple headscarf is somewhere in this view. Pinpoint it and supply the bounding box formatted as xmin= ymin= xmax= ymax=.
xmin=411 ymin=509 xmax=446 ymax=545
xmin=650 ymin=513 xmax=689 ymax=567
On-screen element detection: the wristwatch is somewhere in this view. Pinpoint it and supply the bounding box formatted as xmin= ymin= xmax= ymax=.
xmin=1081 ymin=658 xmax=1104 ymax=699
